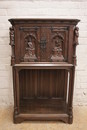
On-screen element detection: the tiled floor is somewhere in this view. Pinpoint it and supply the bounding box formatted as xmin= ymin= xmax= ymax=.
xmin=0 ymin=106 xmax=87 ymax=130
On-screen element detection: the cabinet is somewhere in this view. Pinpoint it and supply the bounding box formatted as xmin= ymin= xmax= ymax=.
xmin=9 ymin=18 xmax=80 ymax=124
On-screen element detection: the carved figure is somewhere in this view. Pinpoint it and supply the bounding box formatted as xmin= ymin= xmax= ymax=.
xmin=9 ymin=27 xmax=15 ymax=65
xmin=74 ymin=27 xmax=79 ymax=45
xmin=24 ymin=36 xmax=37 ymax=62
xmin=51 ymin=34 xmax=64 ymax=62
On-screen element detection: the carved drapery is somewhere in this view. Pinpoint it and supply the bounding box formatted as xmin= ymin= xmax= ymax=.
xmin=9 ymin=26 xmax=15 ymax=65
xmin=51 ymin=33 xmax=65 ymax=62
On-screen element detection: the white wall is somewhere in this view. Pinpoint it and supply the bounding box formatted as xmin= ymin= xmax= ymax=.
xmin=0 ymin=1 xmax=87 ymax=106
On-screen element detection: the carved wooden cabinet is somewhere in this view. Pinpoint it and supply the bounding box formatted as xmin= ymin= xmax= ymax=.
xmin=9 ymin=18 xmax=80 ymax=124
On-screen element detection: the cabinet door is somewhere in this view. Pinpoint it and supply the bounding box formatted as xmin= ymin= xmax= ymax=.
xmin=39 ymin=26 xmax=69 ymax=62
xmin=50 ymin=27 xmax=69 ymax=62
xmin=19 ymin=26 xmax=51 ymax=62
xmin=19 ymin=26 xmax=40 ymax=62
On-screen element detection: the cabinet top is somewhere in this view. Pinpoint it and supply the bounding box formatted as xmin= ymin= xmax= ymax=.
xmin=8 ymin=18 xmax=80 ymax=25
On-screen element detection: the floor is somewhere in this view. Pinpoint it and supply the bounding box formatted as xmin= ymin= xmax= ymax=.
xmin=0 ymin=106 xmax=87 ymax=130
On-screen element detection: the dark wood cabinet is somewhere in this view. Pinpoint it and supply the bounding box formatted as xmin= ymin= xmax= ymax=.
xmin=9 ymin=18 xmax=80 ymax=124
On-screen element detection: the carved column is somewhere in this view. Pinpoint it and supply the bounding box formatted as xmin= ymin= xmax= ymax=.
xmin=13 ymin=67 xmax=21 ymax=123
xmin=9 ymin=26 xmax=15 ymax=65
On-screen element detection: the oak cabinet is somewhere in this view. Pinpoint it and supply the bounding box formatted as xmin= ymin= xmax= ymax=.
xmin=9 ymin=18 xmax=80 ymax=124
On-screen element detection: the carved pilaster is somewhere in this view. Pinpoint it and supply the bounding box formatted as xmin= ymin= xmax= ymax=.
xmin=73 ymin=26 xmax=79 ymax=66
xmin=9 ymin=26 xmax=15 ymax=65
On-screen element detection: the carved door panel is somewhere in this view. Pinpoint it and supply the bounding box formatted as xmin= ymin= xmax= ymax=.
xmin=39 ymin=26 xmax=69 ymax=62
xmin=19 ymin=27 xmax=40 ymax=62
xmin=50 ymin=27 xmax=69 ymax=62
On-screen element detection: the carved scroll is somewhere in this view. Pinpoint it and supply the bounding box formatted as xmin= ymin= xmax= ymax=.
xmin=23 ymin=33 xmax=37 ymax=62
xmin=73 ymin=26 xmax=79 ymax=66
xmin=51 ymin=33 xmax=65 ymax=62
xmin=9 ymin=26 xmax=15 ymax=65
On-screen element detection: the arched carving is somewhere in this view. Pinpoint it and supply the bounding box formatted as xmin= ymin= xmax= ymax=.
xmin=24 ymin=33 xmax=37 ymax=62
xmin=51 ymin=33 xmax=65 ymax=62
xmin=52 ymin=33 xmax=64 ymax=41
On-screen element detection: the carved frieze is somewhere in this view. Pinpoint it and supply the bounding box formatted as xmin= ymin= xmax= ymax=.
xmin=9 ymin=26 xmax=15 ymax=65
xmin=51 ymin=33 xmax=65 ymax=62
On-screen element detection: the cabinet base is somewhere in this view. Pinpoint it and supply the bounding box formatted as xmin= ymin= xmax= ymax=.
xmin=13 ymin=113 xmax=73 ymax=124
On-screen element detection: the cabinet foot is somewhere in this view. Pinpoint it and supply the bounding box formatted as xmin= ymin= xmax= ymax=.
xmin=14 ymin=115 xmax=24 ymax=124
xmin=68 ymin=115 xmax=73 ymax=124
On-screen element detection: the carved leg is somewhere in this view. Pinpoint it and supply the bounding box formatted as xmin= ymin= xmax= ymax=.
xmin=68 ymin=107 xmax=73 ymax=124
xmin=68 ymin=115 xmax=73 ymax=124
xmin=68 ymin=67 xmax=75 ymax=124
xmin=13 ymin=67 xmax=20 ymax=123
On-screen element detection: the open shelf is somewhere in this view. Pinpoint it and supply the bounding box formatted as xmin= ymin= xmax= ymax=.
xmin=20 ymin=99 xmax=68 ymax=114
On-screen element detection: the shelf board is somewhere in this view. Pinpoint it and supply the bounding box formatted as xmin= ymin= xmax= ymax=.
xmin=20 ymin=99 xmax=67 ymax=114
